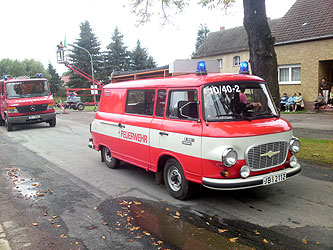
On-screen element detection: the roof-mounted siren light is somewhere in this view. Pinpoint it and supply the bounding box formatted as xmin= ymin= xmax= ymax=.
xmin=4 ymin=75 xmax=9 ymax=80
xmin=239 ymin=61 xmax=249 ymax=74
xmin=196 ymin=61 xmax=208 ymax=75
xmin=36 ymin=73 xmax=43 ymax=78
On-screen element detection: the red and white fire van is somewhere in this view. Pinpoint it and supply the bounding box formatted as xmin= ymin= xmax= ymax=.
xmin=0 ymin=74 xmax=56 ymax=131
xmin=89 ymin=62 xmax=301 ymax=200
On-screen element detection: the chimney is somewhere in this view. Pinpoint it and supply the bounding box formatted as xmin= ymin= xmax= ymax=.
xmin=267 ymin=17 xmax=271 ymax=22
xmin=220 ymin=26 xmax=225 ymax=31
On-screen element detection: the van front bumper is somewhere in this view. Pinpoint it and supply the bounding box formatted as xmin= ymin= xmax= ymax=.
xmin=8 ymin=112 xmax=56 ymax=124
xmin=202 ymin=164 xmax=301 ymax=190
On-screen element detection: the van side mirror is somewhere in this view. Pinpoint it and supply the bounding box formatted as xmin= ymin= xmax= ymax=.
xmin=178 ymin=101 xmax=199 ymax=120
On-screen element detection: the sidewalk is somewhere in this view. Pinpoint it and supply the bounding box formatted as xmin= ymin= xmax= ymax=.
xmin=281 ymin=111 xmax=333 ymax=140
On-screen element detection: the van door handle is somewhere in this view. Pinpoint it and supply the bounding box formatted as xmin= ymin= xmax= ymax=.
xmin=118 ymin=123 xmax=125 ymax=128
xmin=159 ymin=132 xmax=168 ymax=136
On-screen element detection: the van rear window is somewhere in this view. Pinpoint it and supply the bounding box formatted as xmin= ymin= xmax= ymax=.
xmin=125 ymin=89 xmax=155 ymax=116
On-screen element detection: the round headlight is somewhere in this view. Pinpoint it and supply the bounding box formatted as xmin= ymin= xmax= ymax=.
xmin=290 ymin=137 xmax=301 ymax=154
xmin=290 ymin=155 xmax=298 ymax=167
xmin=240 ymin=165 xmax=250 ymax=178
xmin=222 ymin=148 xmax=238 ymax=167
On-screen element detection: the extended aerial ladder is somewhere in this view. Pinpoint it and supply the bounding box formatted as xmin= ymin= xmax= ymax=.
xmin=56 ymin=45 xmax=105 ymax=111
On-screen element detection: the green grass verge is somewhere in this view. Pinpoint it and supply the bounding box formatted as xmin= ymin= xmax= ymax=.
xmin=298 ymin=137 xmax=333 ymax=167
xmin=280 ymin=110 xmax=308 ymax=114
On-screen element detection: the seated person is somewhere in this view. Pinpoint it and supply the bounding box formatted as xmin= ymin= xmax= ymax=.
xmin=280 ymin=93 xmax=288 ymax=111
xmin=314 ymin=92 xmax=325 ymax=112
xmin=285 ymin=93 xmax=296 ymax=112
xmin=328 ymin=91 xmax=333 ymax=107
xmin=293 ymin=92 xmax=303 ymax=112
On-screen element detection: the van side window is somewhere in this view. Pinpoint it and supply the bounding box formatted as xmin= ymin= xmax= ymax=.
xmin=167 ymin=90 xmax=198 ymax=119
xmin=155 ymin=89 xmax=166 ymax=117
xmin=125 ymin=89 xmax=155 ymax=116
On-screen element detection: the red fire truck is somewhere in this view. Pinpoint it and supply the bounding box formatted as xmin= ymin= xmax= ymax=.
xmin=0 ymin=74 xmax=56 ymax=131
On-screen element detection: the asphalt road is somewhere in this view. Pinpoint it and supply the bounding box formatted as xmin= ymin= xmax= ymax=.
xmin=0 ymin=111 xmax=332 ymax=250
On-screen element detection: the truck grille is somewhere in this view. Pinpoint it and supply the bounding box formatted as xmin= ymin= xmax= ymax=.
xmin=246 ymin=141 xmax=288 ymax=171
xmin=16 ymin=104 xmax=48 ymax=113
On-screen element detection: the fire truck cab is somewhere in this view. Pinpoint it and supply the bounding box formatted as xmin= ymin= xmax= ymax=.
xmin=89 ymin=62 xmax=301 ymax=200
xmin=0 ymin=74 xmax=56 ymax=131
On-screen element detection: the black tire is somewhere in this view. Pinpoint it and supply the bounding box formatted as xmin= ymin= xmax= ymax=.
xmin=5 ymin=116 xmax=13 ymax=131
xmin=76 ymin=103 xmax=85 ymax=111
xmin=102 ymin=146 xmax=120 ymax=169
xmin=48 ymin=118 xmax=56 ymax=127
xmin=0 ymin=116 xmax=5 ymax=126
xmin=163 ymin=159 xmax=192 ymax=200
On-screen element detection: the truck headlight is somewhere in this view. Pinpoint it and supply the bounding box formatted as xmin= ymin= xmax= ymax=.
xmin=222 ymin=148 xmax=238 ymax=167
xmin=7 ymin=107 xmax=18 ymax=113
xmin=47 ymin=103 xmax=55 ymax=110
xmin=289 ymin=137 xmax=301 ymax=154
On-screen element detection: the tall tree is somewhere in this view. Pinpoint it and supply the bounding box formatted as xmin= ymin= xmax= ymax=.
xmin=104 ymin=27 xmax=131 ymax=76
xmin=130 ymin=40 xmax=157 ymax=70
xmin=243 ymin=0 xmax=279 ymax=104
xmin=194 ymin=23 xmax=210 ymax=53
xmin=47 ymin=62 xmax=61 ymax=94
xmin=68 ymin=20 xmax=102 ymax=89
xmin=129 ymin=0 xmax=280 ymax=105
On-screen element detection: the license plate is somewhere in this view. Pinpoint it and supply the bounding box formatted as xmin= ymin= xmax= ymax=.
xmin=28 ymin=115 xmax=40 ymax=119
xmin=263 ymin=172 xmax=286 ymax=186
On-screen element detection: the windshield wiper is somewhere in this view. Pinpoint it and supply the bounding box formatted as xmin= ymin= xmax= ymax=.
xmin=216 ymin=114 xmax=252 ymax=121
xmin=255 ymin=112 xmax=279 ymax=118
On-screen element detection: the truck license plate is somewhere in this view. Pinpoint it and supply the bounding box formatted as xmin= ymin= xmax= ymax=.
xmin=263 ymin=172 xmax=286 ymax=186
xmin=28 ymin=115 xmax=40 ymax=119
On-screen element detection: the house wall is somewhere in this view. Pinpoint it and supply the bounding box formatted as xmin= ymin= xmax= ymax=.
xmin=275 ymin=39 xmax=333 ymax=102
xmin=198 ymin=38 xmax=333 ymax=105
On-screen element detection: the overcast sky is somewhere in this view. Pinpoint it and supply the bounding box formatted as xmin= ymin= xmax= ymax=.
xmin=0 ymin=0 xmax=296 ymax=75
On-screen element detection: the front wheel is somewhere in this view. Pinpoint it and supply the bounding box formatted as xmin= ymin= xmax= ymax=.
xmin=5 ymin=116 xmax=13 ymax=131
xmin=102 ymin=146 xmax=120 ymax=169
xmin=48 ymin=118 xmax=56 ymax=127
xmin=164 ymin=159 xmax=192 ymax=200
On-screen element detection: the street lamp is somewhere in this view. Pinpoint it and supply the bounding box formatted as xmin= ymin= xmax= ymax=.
xmin=67 ymin=43 xmax=97 ymax=111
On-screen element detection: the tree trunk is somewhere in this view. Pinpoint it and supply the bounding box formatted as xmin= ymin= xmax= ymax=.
xmin=243 ymin=0 xmax=280 ymax=106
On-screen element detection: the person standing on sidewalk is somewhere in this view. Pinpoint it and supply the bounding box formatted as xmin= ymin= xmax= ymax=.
xmin=320 ymin=78 xmax=330 ymax=104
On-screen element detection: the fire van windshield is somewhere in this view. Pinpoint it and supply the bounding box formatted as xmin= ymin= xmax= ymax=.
xmin=5 ymin=80 xmax=50 ymax=99
xmin=203 ymin=82 xmax=278 ymax=121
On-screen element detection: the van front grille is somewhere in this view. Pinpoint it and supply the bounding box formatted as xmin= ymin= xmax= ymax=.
xmin=16 ymin=104 xmax=48 ymax=113
xmin=246 ymin=141 xmax=288 ymax=171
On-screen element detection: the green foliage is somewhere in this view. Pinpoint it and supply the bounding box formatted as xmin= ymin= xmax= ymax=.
xmin=130 ymin=40 xmax=157 ymax=70
xmin=0 ymin=58 xmax=47 ymax=78
xmin=104 ymin=27 xmax=131 ymax=74
xmin=130 ymin=0 xmax=188 ymax=23
xmin=47 ymin=62 xmax=61 ymax=94
xmin=198 ymin=0 xmax=235 ymax=9
xmin=68 ymin=20 xmax=103 ymax=89
xmin=194 ymin=23 xmax=210 ymax=53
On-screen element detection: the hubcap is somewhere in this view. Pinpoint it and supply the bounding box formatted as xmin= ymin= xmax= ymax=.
xmin=105 ymin=148 xmax=112 ymax=162
xmin=167 ymin=166 xmax=182 ymax=192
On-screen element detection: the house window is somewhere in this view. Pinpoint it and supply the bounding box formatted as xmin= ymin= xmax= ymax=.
xmin=217 ymin=59 xmax=223 ymax=68
xmin=233 ymin=56 xmax=240 ymax=66
xmin=278 ymin=65 xmax=301 ymax=84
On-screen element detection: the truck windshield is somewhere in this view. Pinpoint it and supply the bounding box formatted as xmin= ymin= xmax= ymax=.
xmin=6 ymin=80 xmax=50 ymax=99
xmin=203 ymin=82 xmax=278 ymax=121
